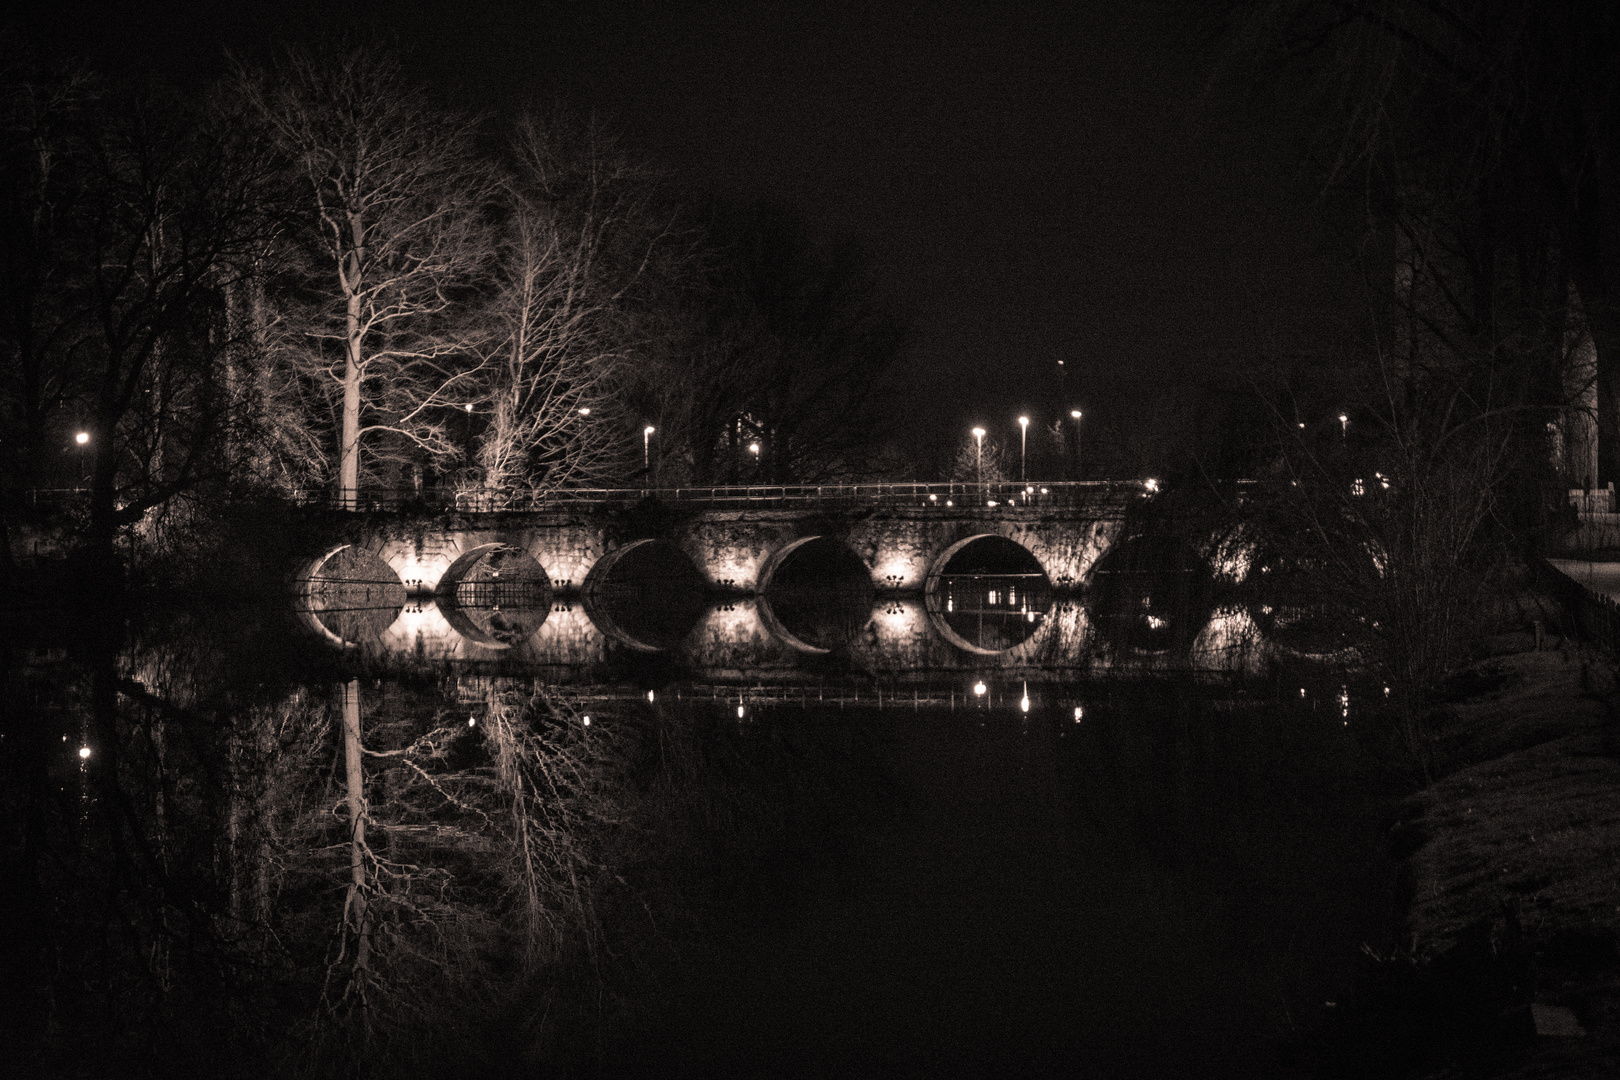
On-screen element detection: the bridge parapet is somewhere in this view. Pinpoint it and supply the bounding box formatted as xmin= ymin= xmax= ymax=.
xmin=291 ymin=479 xmax=1149 ymax=514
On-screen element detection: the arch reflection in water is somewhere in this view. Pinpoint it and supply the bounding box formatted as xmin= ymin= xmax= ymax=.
xmin=300 ymin=545 xmax=405 ymax=646
xmin=584 ymin=540 xmax=708 ymax=651
xmin=1086 ymin=533 xmax=1211 ymax=656
xmin=926 ymin=535 xmax=1052 ymax=654
xmin=760 ymin=537 xmax=875 ymax=653
xmin=436 ymin=544 xmax=552 ymax=648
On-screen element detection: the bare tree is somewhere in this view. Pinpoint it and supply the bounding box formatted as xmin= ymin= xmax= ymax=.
xmin=470 ymin=115 xmax=669 ymax=497
xmin=240 ymin=47 xmax=496 ymax=508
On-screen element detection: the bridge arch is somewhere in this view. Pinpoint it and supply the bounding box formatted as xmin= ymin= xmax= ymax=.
xmin=757 ymin=535 xmax=875 ymax=653
xmin=433 ymin=543 xmax=553 ymax=648
xmin=924 ymin=534 xmax=1053 ymax=655
xmin=297 ymin=544 xmax=405 ymax=648
xmin=583 ymin=539 xmax=707 ymax=652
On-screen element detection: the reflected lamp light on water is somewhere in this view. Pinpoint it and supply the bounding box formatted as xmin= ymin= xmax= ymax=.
xmin=1020 ymin=683 xmax=1030 ymax=713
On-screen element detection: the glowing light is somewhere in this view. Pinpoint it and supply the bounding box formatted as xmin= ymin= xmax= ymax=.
xmin=464 ymin=403 xmax=474 ymax=412
xmin=1143 ymin=478 xmax=1159 ymax=493
xmin=578 ymin=407 xmax=591 ymax=416
xmin=737 ymin=704 xmax=746 ymax=718
xmin=468 ymin=717 xmax=476 ymax=727
xmin=973 ymin=680 xmax=987 ymax=696
xmin=945 ymin=500 xmax=953 ymax=506
xmin=1019 ymin=682 xmax=1030 ymax=713
xmin=646 ymin=689 xmax=655 ymax=703
xmin=1070 ymin=410 xmax=1081 ymax=420
xmin=1299 ymin=688 xmax=1307 ymax=698
xmin=1018 ymin=416 xmax=1029 ymax=429
xmin=986 ymin=500 xmax=998 ymax=507
xmin=971 ymin=427 xmax=986 ymax=439
xmin=78 ymin=746 xmax=91 ymax=759
xmin=644 ymin=425 xmax=655 ymax=435
xmin=1073 ymin=706 xmax=1084 ymax=722
xmin=929 ymin=494 xmax=937 ymax=502
xmin=75 ymin=431 xmax=89 ymax=445
xmin=582 ymin=715 xmax=591 ymax=726
xmin=748 ymin=442 xmax=760 ymax=455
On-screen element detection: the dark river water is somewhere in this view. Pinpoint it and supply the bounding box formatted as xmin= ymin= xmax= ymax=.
xmin=5 ymin=586 xmax=1400 ymax=1079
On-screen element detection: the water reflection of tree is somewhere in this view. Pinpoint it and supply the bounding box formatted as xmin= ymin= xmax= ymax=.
xmin=9 ymin=614 xmax=896 ymax=1074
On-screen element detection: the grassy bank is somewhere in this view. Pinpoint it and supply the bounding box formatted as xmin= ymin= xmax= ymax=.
xmin=1300 ymin=632 xmax=1620 ymax=1077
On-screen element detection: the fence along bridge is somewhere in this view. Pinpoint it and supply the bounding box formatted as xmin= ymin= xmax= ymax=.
xmin=295 ymin=480 xmax=1257 ymax=669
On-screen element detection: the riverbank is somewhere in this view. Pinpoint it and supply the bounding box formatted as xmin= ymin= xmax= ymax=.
xmin=1300 ymin=635 xmax=1620 ymax=1077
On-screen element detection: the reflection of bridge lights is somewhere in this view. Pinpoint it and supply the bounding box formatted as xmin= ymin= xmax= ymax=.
xmin=973 ymin=680 xmax=986 ymax=696
xmin=78 ymin=746 xmax=91 ymax=759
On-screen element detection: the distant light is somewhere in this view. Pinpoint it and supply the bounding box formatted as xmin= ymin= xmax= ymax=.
xmin=468 ymin=717 xmax=476 ymax=727
xmin=748 ymin=442 xmax=760 ymax=455
xmin=78 ymin=746 xmax=91 ymax=759
xmin=1070 ymin=410 xmax=1081 ymax=420
xmin=1073 ymin=706 xmax=1083 ymax=722
xmin=986 ymin=500 xmax=998 ymax=507
xmin=929 ymin=494 xmax=937 ymax=502
xmin=973 ymin=681 xmax=987 ymax=696
xmin=737 ymin=705 xmax=745 ymax=718
xmin=1018 ymin=416 xmax=1029 ymax=428
xmin=1298 ymin=422 xmax=1306 ymax=429
xmin=1039 ymin=487 xmax=1048 ymax=494
xmin=1144 ymin=478 xmax=1159 ymax=493
xmin=644 ymin=425 xmax=655 ymax=435
xmin=578 ymin=407 xmax=591 ymax=416
xmin=971 ymin=426 xmax=986 ymax=439
xmin=646 ymin=689 xmax=655 ymax=702
xmin=1020 ymin=682 xmax=1030 ymax=712
xmin=1300 ymin=688 xmax=1307 ymax=698
xmin=464 ymin=403 xmax=473 ymax=412
xmin=945 ymin=500 xmax=953 ymax=507
xmin=75 ymin=431 xmax=89 ymax=445
xmin=582 ymin=715 xmax=591 ymax=726
xmin=1025 ymin=485 xmax=1033 ymax=494
xmin=1338 ymin=413 xmax=1348 ymax=423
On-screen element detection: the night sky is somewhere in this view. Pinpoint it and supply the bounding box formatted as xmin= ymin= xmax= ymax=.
xmin=13 ymin=0 xmax=1363 ymax=471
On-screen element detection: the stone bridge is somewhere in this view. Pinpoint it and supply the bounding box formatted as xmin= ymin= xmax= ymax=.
xmin=293 ymin=482 xmax=1263 ymax=672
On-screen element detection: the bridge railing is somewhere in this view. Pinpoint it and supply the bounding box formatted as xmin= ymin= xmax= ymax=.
xmin=289 ymin=480 xmax=1155 ymax=512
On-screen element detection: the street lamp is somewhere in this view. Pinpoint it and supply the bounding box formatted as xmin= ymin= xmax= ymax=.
xmin=74 ymin=430 xmax=89 ymax=484
xmin=1338 ymin=413 xmax=1348 ymax=436
xmin=643 ymin=425 xmax=655 ymax=476
xmin=971 ymin=427 xmax=986 ymax=488
xmin=578 ymin=407 xmax=591 ymax=416
xmin=1069 ymin=410 xmax=1082 ymax=481
xmin=1018 ymin=416 xmax=1029 ymax=484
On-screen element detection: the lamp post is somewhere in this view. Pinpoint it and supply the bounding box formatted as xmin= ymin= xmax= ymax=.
xmin=643 ymin=425 xmax=655 ymax=478
xmin=1338 ymin=413 xmax=1348 ymax=438
xmin=1069 ymin=410 xmax=1082 ymax=480
xmin=75 ymin=430 xmax=89 ymax=485
xmin=1018 ymin=415 xmax=1029 ymax=484
xmin=748 ymin=441 xmax=760 ymax=479
xmin=972 ymin=427 xmax=986 ymax=490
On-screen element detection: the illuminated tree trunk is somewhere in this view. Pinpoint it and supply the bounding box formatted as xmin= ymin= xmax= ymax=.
xmin=341 ymin=680 xmax=370 ymax=972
